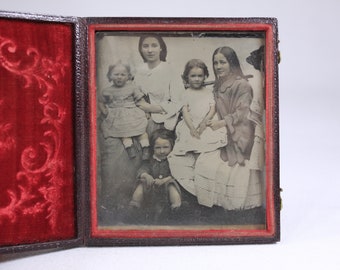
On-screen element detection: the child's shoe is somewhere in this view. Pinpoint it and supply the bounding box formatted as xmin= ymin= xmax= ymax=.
xmin=126 ymin=146 xmax=137 ymax=159
xmin=141 ymin=147 xmax=151 ymax=160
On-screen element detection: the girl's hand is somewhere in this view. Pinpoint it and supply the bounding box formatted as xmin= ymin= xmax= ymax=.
xmin=102 ymin=107 xmax=108 ymax=116
xmin=98 ymin=102 xmax=108 ymax=116
xmin=206 ymin=119 xmax=226 ymax=131
xmin=190 ymin=127 xmax=200 ymax=139
xmin=224 ymin=115 xmax=235 ymax=134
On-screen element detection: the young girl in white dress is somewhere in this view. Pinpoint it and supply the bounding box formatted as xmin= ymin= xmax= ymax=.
xmin=171 ymin=59 xmax=227 ymax=155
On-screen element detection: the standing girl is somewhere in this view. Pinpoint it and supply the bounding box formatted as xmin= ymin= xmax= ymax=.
xmin=99 ymin=60 xmax=152 ymax=160
xmin=171 ymin=59 xmax=227 ymax=155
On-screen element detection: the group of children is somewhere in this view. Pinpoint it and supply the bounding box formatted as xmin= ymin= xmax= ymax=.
xmin=98 ymin=58 xmax=226 ymax=222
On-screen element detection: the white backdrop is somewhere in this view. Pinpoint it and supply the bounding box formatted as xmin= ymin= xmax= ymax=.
xmin=1 ymin=0 xmax=340 ymax=269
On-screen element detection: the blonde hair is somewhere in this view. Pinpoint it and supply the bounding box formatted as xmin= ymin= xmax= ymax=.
xmin=106 ymin=60 xmax=133 ymax=82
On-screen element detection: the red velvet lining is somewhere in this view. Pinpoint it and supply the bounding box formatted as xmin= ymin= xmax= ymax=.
xmin=0 ymin=19 xmax=75 ymax=246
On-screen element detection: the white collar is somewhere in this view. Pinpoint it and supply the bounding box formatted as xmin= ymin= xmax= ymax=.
xmin=152 ymin=154 xmax=165 ymax=162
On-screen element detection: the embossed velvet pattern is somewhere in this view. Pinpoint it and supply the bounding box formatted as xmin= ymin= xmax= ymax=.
xmin=0 ymin=19 xmax=75 ymax=245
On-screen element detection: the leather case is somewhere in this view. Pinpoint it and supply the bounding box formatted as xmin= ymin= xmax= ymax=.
xmin=0 ymin=11 xmax=280 ymax=253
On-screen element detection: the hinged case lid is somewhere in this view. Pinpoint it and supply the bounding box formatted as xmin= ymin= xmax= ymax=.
xmin=0 ymin=11 xmax=87 ymax=253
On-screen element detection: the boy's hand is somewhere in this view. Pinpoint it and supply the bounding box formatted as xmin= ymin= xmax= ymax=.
xmin=154 ymin=178 xmax=166 ymax=186
xmin=140 ymin=174 xmax=155 ymax=187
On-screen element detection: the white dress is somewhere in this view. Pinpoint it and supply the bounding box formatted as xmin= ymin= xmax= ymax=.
xmin=194 ymin=151 xmax=263 ymax=209
xmin=168 ymin=149 xmax=263 ymax=210
xmin=171 ymin=87 xmax=227 ymax=155
xmin=134 ymin=61 xmax=183 ymax=130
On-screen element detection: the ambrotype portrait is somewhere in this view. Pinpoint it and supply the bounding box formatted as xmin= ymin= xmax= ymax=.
xmin=91 ymin=29 xmax=270 ymax=238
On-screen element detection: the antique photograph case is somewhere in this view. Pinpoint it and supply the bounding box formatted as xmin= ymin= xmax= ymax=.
xmin=0 ymin=14 xmax=280 ymax=253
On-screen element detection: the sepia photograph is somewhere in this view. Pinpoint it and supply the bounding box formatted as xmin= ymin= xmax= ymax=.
xmin=89 ymin=26 xmax=273 ymax=241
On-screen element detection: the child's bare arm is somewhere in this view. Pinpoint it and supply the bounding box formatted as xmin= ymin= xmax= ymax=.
xmin=198 ymin=104 xmax=216 ymax=135
xmin=98 ymin=101 xmax=108 ymax=116
xmin=136 ymin=98 xmax=164 ymax=113
xmin=205 ymin=104 xmax=216 ymax=122
xmin=183 ymin=105 xmax=200 ymax=139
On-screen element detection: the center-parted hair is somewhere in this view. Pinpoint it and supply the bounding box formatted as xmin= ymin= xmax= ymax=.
xmin=212 ymin=46 xmax=245 ymax=79
xmin=182 ymin=59 xmax=209 ymax=85
xmin=149 ymin=129 xmax=175 ymax=150
xmin=138 ymin=34 xmax=167 ymax=62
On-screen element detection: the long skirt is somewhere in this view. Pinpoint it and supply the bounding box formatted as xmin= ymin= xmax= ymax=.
xmin=168 ymin=149 xmax=264 ymax=210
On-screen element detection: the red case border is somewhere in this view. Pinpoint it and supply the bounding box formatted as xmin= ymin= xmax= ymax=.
xmin=86 ymin=17 xmax=280 ymax=246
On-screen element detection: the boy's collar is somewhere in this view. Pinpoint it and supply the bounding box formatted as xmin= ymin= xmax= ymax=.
xmin=153 ymin=154 xmax=165 ymax=162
